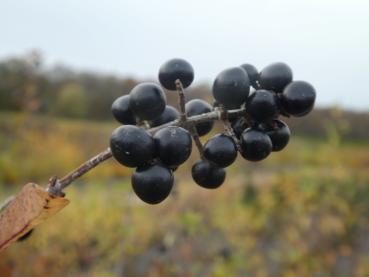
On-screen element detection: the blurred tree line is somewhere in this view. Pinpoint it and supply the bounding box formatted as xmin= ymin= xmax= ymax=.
xmin=0 ymin=51 xmax=209 ymax=120
xmin=1 ymin=51 xmax=368 ymax=140
xmin=0 ymin=51 xmax=137 ymax=120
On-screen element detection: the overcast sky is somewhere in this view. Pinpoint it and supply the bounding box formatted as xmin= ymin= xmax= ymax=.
xmin=1 ymin=0 xmax=369 ymax=110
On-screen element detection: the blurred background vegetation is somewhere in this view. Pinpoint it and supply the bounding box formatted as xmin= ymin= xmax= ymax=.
xmin=1 ymin=52 xmax=369 ymax=276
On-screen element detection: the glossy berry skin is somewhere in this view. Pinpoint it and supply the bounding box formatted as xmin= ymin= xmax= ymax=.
xmin=246 ymin=90 xmax=279 ymax=123
xmin=132 ymin=164 xmax=174 ymax=204
xmin=212 ymin=67 xmax=250 ymax=109
xmin=259 ymin=62 xmax=293 ymax=92
xmin=111 ymin=95 xmax=136 ymax=125
xmin=203 ymin=134 xmax=237 ymax=168
xmin=185 ymin=99 xmax=214 ymax=136
xmin=240 ymin=63 xmax=259 ymax=89
xmin=192 ymin=160 xmax=226 ymax=189
xmin=150 ymin=105 xmax=180 ymax=127
xmin=129 ymin=82 xmax=166 ymax=120
xmin=154 ymin=126 xmax=192 ymax=167
xmin=240 ymin=128 xmax=272 ymax=161
xmin=159 ymin=58 xmax=194 ymax=90
xmin=281 ymin=81 xmax=316 ymax=117
xmin=264 ymin=120 xmax=290 ymax=151
xmin=231 ymin=117 xmax=249 ymax=139
xmin=110 ymin=125 xmax=155 ymax=168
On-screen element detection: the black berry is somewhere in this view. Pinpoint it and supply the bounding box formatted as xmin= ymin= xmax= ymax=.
xmin=154 ymin=126 xmax=192 ymax=167
xmin=240 ymin=128 xmax=272 ymax=161
xmin=203 ymin=134 xmax=237 ymax=168
xmin=132 ymin=163 xmax=174 ymax=204
xmin=264 ymin=120 xmax=290 ymax=151
xmin=129 ymin=82 xmax=166 ymax=120
xmin=110 ymin=125 xmax=155 ymax=168
xmin=212 ymin=67 xmax=250 ymax=109
xmin=159 ymin=58 xmax=194 ymax=90
xmin=259 ymin=62 xmax=293 ymax=92
xmin=192 ymin=160 xmax=226 ymax=189
xmin=150 ymin=105 xmax=180 ymax=127
xmin=246 ymin=90 xmax=279 ymax=122
xmin=185 ymin=99 xmax=214 ymax=136
xmin=281 ymin=81 xmax=316 ymax=117
xmin=107 ymin=59 xmax=317 ymax=201
xmin=240 ymin=63 xmax=259 ymax=89
xmin=111 ymin=95 xmax=136 ymax=125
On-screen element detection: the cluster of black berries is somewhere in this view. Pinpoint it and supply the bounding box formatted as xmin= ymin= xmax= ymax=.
xmin=110 ymin=59 xmax=316 ymax=204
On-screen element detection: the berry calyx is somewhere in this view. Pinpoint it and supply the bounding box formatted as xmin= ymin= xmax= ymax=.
xmin=153 ymin=126 xmax=192 ymax=167
xmin=185 ymin=99 xmax=214 ymax=136
xmin=191 ymin=160 xmax=226 ymax=189
xmin=246 ymin=90 xmax=279 ymax=123
xmin=111 ymin=95 xmax=136 ymax=125
xmin=159 ymin=58 xmax=194 ymax=90
xmin=110 ymin=125 xmax=156 ymax=168
xmin=240 ymin=128 xmax=272 ymax=161
xmin=281 ymin=81 xmax=316 ymax=117
xmin=259 ymin=62 xmax=293 ymax=92
xmin=129 ymin=82 xmax=166 ymax=120
xmin=203 ymin=134 xmax=237 ymax=168
xmin=212 ymin=67 xmax=250 ymax=109
xmin=132 ymin=163 xmax=174 ymax=204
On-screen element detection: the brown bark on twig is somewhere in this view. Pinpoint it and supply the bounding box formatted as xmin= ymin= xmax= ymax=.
xmin=47 ymin=148 xmax=113 ymax=196
xmin=190 ymin=125 xmax=204 ymax=158
xmin=219 ymin=106 xmax=242 ymax=153
xmin=175 ymin=79 xmax=205 ymax=158
xmin=175 ymin=79 xmax=187 ymax=122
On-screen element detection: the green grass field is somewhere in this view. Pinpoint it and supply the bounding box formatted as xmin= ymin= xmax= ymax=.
xmin=1 ymin=112 xmax=369 ymax=276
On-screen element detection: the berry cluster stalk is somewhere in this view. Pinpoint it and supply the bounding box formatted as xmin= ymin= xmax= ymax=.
xmin=216 ymin=105 xmax=243 ymax=152
xmin=175 ymin=80 xmax=187 ymax=122
xmin=46 ymin=83 xmax=247 ymax=197
xmin=175 ymin=79 xmax=205 ymax=158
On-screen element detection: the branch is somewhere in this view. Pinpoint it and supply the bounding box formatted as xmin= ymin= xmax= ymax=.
xmin=190 ymin=125 xmax=204 ymax=158
xmin=46 ymin=105 xmax=247 ymax=196
xmin=175 ymin=79 xmax=204 ymax=158
xmin=47 ymin=148 xmax=113 ymax=196
xmin=175 ymin=79 xmax=187 ymax=122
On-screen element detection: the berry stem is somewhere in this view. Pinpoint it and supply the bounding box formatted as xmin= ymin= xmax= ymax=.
xmin=47 ymin=148 xmax=113 ymax=196
xmin=174 ymin=79 xmax=204 ymax=158
xmin=175 ymin=79 xmax=187 ymax=122
xmin=190 ymin=125 xmax=204 ymax=158
xmin=46 ymin=106 xmax=247 ymax=196
xmin=222 ymin=119 xmax=242 ymax=153
xmin=219 ymin=106 xmax=242 ymax=153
